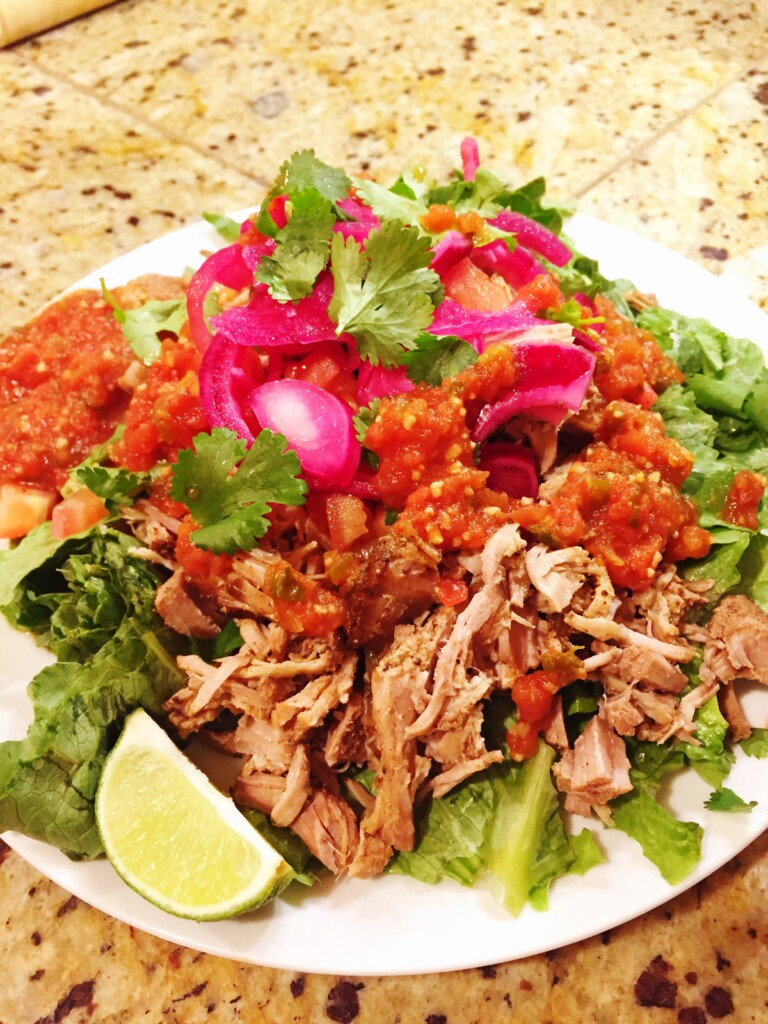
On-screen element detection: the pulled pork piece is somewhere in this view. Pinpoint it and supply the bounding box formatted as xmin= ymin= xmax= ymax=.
xmin=565 ymin=611 xmax=694 ymax=663
xmin=603 ymin=647 xmax=689 ymax=694
xmin=155 ymin=570 xmax=221 ymax=639
xmin=553 ymin=713 xmax=632 ymax=816
xmin=340 ymin=533 xmax=440 ymax=646
xmin=324 ymin=691 xmax=366 ymax=767
xmin=350 ymin=608 xmax=455 ymax=877
xmin=701 ymin=594 xmax=768 ymax=687
xmin=271 ymin=745 xmax=311 ymax=828
xmin=236 ymin=771 xmax=358 ymax=875
xmin=409 ymin=524 xmax=526 ymax=737
xmin=424 ymin=704 xmax=503 ymax=799
xmin=272 ymin=651 xmax=358 ymax=739
xmin=718 ymin=684 xmax=753 ymax=742
xmin=618 ymin=564 xmax=711 ymax=643
xmin=525 ymin=544 xmax=593 ymax=613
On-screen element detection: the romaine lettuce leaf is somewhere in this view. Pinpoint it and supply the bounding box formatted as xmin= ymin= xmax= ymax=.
xmin=0 ymin=529 xmax=185 ymax=858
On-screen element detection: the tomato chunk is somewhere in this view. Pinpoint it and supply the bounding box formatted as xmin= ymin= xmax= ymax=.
xmin=0 ymin=484 xmax=57 ymax=539
xmin=51 ymin=488 xmax=108 ymax=540
xmin=325 ymin=494 xmax=369 ymax=551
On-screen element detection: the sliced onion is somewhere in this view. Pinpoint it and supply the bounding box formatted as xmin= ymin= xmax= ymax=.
xmin=490 ymin=210 xmax=572 ymax=267
xmin=356 ymin=361 xmax=413 ymax=405
xmin=471 ymin=239 xmax=546 ymax=289
xmin=479 ymin=442 xmax=538 ymax=498
xmin=186 ymin=245 xmax=253 ymax=352
xmin=430 ymin=297 xmax=543 ymax=351
xmin=430 ymin=231 xmax=474 ymax=278
xmin=199 ymin=333 xmax=260 ymax=441
xmin=249 ymin=379 xmax=361 ymax=487
xmin=461 ymin=136 xmax=480 ymax=181
xmin=241 ymin=237 xmax=277 ymax=272
xmin=471 ymin=341 xmax=596 ymax=441
xmin=335 ymin=196 xmax=381 ymax=242
xmin=212 ymin=272 xmax=338 ymax=349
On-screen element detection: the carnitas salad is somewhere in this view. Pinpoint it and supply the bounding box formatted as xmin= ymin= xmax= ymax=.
xmin=1 ymin=139 xmax=768 ymax=916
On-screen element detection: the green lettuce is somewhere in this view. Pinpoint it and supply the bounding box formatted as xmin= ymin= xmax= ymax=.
xmin=0 ymin=528 xmax=185 ymax=858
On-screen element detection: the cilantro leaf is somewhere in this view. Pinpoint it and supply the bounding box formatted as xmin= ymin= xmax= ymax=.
xmin=352 ymin=398 xmax=381 ymax=445
xmin=540 ymin=298 xmax=604 ymax=332
xmin=170 ymin=428 xmax=307 ymax=554
xmin=329 ymin=221 xmax=441 ymax=367
xmin=704 ymin=788 xmax=756 ymax=813
xmin=401 ymin=332 xmax=478 ymax=386
xmin=256 ymin=188 xmax=336 ymax=302
xmin=258 ymin=150 xmax=351 ymax=234
xmin=740 ymin=728 xmax=768 ymax=758
xmin=101 ymin=281 xmax=186 ymax=365
xmin=68 ymin=465 xmax=151 ymax=511
xmin=202 ymin=211 xmax=241 ymax=242
xmin=425 ymin=166 xmax=507 ymax=218
xmin=349 ymin=174 xmax=429 ymax=230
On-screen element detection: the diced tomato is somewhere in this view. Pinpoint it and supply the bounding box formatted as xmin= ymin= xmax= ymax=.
xmin=512 ymin=273 xmax=564 ymax=314
xmin=512 ymin=669 xmax=570 ymax=723
xmin=51 ymin=487 xmax=108 ymax=540
xmin=505 ymin=720 xmax=540 ymax=762
xmin=0 ymin=484 xmax=57 ymax=539
xmin=722 ymin=469 xmax=767 ymax=531
xmin=325 ymin=494 xmax=369 ymax=550
xmin=435 ymin=576 xmax=469 ymax=607
xmin=443 ymin=257 xmax=511 ymax=311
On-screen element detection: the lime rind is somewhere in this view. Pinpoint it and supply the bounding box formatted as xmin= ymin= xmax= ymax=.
xmin=96 ymin=708 xmax=292 ymax=920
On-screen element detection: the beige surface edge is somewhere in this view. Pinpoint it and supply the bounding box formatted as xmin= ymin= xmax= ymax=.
xmin=0 ymin=0 xmax=115 ymax=45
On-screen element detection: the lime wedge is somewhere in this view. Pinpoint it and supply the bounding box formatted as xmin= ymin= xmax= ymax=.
xmin=96 ymin=708 xmax=292 ymax=920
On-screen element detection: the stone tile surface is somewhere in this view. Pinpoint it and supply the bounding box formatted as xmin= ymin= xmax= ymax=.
xmin=14 ymin=0 xmax=768 ymax=195
xmin=579 ymin=70 xmax=768 ymax=310
xmin=0 ymin=54 xmax=258 ymax=334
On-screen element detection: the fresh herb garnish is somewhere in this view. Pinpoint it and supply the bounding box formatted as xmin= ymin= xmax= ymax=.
xmin=101 ymin=280 xmax=187 ymax=365
xmin=170 ymin=428 xmax=307 ymax=554
xmin=256 ymin=188 xmax=336 ymax=302
xmin=329 ymin=221 xmax=441 ymax=367
xmin=400 ymin=331 xmax=478 ymax=386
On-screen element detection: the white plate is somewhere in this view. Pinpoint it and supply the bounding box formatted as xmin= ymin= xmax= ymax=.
xmin=2 ymin=214 xmax=768 ymax=976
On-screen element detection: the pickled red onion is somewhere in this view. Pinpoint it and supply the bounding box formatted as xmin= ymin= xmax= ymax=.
xmin=461 ymin=137 xmax=480 ymax=181
xmin=249 ymin=379 xmax=361 ymax=487
xmin=186 ymin=245 xmax=252 ymax=352
xmin=356 ymin=361 xmax=413 ymax=405
xmin=471 ymin=239 xmax=546 ymax=289
xmin=471 ymin=341 xmax=595 ymax=441
xmin=430 ymin=231 xmax=474 ymax=278
xmin=199 ymin=334 xmax=260 ymax=442
xmin=212 ymin=273 xmax=338 ymax=349
xmin=479 ymin=442 xmax=539 ymax=498
xmin=490 ymin=210 xmax=572 ymax=267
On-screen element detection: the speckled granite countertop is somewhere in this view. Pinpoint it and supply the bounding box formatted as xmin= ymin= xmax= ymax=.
xmin=1 ymin=1 xmax=767 ymax=1021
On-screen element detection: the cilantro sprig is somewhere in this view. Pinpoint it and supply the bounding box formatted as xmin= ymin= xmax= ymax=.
xmin=170 ymin=428 xmax=308 ymax=554
xmin=101 ymin=280 xmax=187 ymax=365
xmin=401 ymin=332 xmax=478 ymax=386
xmin=257 ymin=150 xmax=351 ymax=236
xmin=256 ymin=188 xmax=336 ymax=302
xmin=329 ymin=221 xmax=441 ymax=367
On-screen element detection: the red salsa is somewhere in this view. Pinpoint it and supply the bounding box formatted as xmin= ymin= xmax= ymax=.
xmin=0 ymin=291 xmax=134 ymax=490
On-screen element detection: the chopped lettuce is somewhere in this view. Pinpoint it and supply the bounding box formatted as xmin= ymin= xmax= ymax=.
xmin=0 ymin=528 xmax=185 ymax=858
xmin=390 ymin=718 xmax=603 ymax=915
xmin=611 ymin=789 xmax=702 ymax=886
